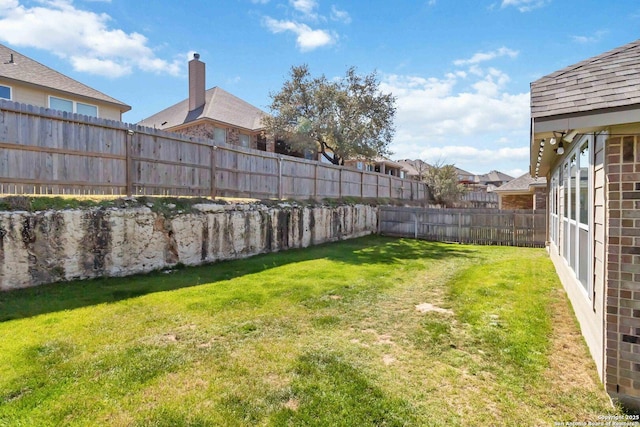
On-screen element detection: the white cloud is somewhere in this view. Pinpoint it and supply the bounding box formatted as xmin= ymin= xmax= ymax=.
xmin=290 ymin=0 xmax=317 ymax=18
xmin=263 ymin=17 xmax=335 ymax=51
xmin=0 ymin=0 xmax=181 ymax=77
xmin=418 ymin=146 xmax=529 ymax=163
xmin=571 ymin=30 xmax=607 ymax=44
xmin=454 ymin=47 xmax=519 ymax=66
xmin=501 ymin=0 xmax=549 ymax=12
xmin=330 ymin=5 xmax=351 ymax=24
xmin=381 ymin=67 xmax=530 ymax=173
xmin=70 ymin=56 xmax=130 ymax=77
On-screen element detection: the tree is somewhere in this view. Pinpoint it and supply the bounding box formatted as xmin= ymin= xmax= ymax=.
xmin=422 ymin=162 xmax=467 ymax=207
xmin=263 ymin=64 xmax=396 ymax=165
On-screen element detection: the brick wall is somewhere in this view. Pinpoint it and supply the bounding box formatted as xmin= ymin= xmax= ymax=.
xmin=534 ymin=188 xmax=547 ymax=210
xmin=605 ymin=134 xmax=640 ymax=409
xmin=501 ymin=194 xmax=533 ymax=210
xmin=170 ymin=123 xmax=274 ymax=152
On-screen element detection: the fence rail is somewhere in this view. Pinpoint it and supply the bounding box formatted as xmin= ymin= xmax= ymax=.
xmin=0 ymin=100 xmax=428 ymax=201
xmin=379 ymin=207 xmax=547 ymax=247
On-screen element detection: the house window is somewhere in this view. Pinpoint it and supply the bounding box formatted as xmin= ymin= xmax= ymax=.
xmin=213 ymin=127 xmax=226 ymax=144
xmin=569 ymin=154 xmax=577 ymax=221
xmin=556 ymin=135 xmax=593 ymax=298
xmin=550 ymin=171 xmax=559 ymax=245
xmin=0 ymin=84 xmax=11 ymax=100
xmin=579 ymin=142 xmax=589 ymax=226
xmin=49 ymin=96 xmax=98 ymax=117
xmin=77 ymin=102 xmax=98 ymax=117
xmin=50 ymin=96 xmax=73 ymax=113
xmin=239 ymin=134 xmax=251 ymax=148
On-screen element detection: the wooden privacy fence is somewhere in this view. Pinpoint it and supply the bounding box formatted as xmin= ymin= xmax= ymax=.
xmin=379 ymin=207 xmax=547 ymax=247
xmin=0 ymin=100 xmax=428 ymax=200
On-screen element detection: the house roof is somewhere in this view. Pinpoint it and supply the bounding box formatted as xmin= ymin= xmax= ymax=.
xmin=0 ymin=43 xmax=130 ymax=112
xmin=138 ymin=87 xmax=266 ymax=131
xmin=476 ymin=170 xmax=514 ymax=184
xmin=396 ymin=159 xmax=431 ymax=177
xmin=494 ymin=173 xmax=547 ymax=193
xmin=531 ymin=39 xmax=640 ymax=118
xmin=455 ymin=166 xmax=475 ymax=182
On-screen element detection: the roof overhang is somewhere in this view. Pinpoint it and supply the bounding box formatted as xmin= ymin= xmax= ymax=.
xmin=0 ymin=75 xmax=131 ymax=113
xmin=530 ymin=103 xmax=640 ymax=177
xmin=167 ymin=116 xmax=264 ymax=134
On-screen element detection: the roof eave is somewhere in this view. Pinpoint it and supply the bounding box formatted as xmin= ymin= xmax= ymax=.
xmin=530 ymin=104 xmax=640 ymax=177
xmin=166 ymin=116 xmax=265 ymax=133
xmin=0 ymin=75 xmax=131 ymax=112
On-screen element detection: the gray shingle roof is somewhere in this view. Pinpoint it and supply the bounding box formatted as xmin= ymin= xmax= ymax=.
xmin=494 ymin=173 xmax=547 ymax=193
xmin=476 ymin=170 xmax=514 ymax=184
xmin=0 ymin=43 xmax=130 ymax=111
xmin=138 ymin=87 xmax=266 ymax=131
xmin=531 ymin=39 xmax=640 ymax=118
xmin=396 ymin=159 xmax=432 ymax=177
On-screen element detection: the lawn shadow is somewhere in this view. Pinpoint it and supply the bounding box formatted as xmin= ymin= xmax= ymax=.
xmin=0 ymin=235 xmax=476 ymax=322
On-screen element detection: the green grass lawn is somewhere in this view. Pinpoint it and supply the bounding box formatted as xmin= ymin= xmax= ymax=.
xmin=0 ymin=236 xmax=620 ymax=426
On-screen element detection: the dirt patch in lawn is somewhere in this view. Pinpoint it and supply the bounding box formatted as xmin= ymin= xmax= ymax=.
xmin=545 ymin=288 xmax=605 ymax=391
xmin=415 ymin=303 xmax=454 ymax=315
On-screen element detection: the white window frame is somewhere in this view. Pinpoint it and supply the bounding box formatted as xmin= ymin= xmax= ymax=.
xmin=558 ymin=134 xmax=593 ymax=300
xmin=239 ymin=134 xmax=251 ymax=148
xmin=48 ymin=96 xmax=98 ymax=117
xmin=213 ymin=127 xmax=226 ymax=145
xmin=549 ymin=169 xmax=559 ymax=246
xmin=0 ymin=84 xmax=12 ymax=100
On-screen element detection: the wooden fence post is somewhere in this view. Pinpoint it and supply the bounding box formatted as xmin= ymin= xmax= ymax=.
xmin=339 ymin=168 xmax=343 ymax=199
xmin=512 ymin=212 xmax=517 ymax=246
xmin=457 ymin=212 xmax=462 ymax=242
xmin=360 ymin=170 xmax=365 ymax=199
xmin=314 ymin=163 xmax=318 ymax=200
xmin=126 ymin=129 xmax=134 ymax=197
xmin=278 ymin=156 xmax=283 ymax=200
xmin=210 ymin=145 xmax=217 ymax=199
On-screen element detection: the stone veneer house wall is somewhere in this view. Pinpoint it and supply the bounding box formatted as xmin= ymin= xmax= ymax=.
xmin=530 ymin=39 xmax=640 ymax=410
xmin=138 ymin=54 xmax=273 ymax=152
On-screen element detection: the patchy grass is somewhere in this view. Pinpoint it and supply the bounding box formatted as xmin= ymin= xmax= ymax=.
xmin=0 ymin=236 xmax=620 ymax=426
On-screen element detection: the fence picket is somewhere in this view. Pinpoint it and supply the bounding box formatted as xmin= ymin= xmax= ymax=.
xmin=0 ymin=100 xmax=429 ymax=200
xmin=379 ymin=207 xmax=546 ymax=248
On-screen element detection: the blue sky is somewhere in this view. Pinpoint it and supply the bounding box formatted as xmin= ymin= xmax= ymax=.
xmin=0 ymin=0 xmax=639 ymax=177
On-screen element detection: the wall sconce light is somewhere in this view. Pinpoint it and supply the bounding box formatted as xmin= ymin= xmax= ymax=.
xmin=549 ymin=137 xmax=556 ymax=145
xmin=563 ymin=130 xmax=578 ymax=143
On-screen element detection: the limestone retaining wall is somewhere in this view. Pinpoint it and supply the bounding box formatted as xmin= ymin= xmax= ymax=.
xmin=0 ymin=203 xmax=378 ymax=290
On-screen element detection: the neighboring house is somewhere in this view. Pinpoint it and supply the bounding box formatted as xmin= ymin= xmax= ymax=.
xmin=493 ymin=173 xmax=547 ymax=210
xmin=344 ymin=157 xmax=405 ymax=177
xmin=474 ymin=170 xmax=514 ymax=191
xmin=397 ymin=159 xmax=431 ymax=180
xmin=138 ymin=54 xmax=271 ymax=152
xmin=455 ymin=167 xmax=476 ymax=186
xmin=530 ymin=39 xmax=640 ymax=410
xmin=0 ymin=43 xmax=130 ymax=121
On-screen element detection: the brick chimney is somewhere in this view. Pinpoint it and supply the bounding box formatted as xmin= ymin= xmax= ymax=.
xmin=189 ymin=53 xmax=206 ymax=111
